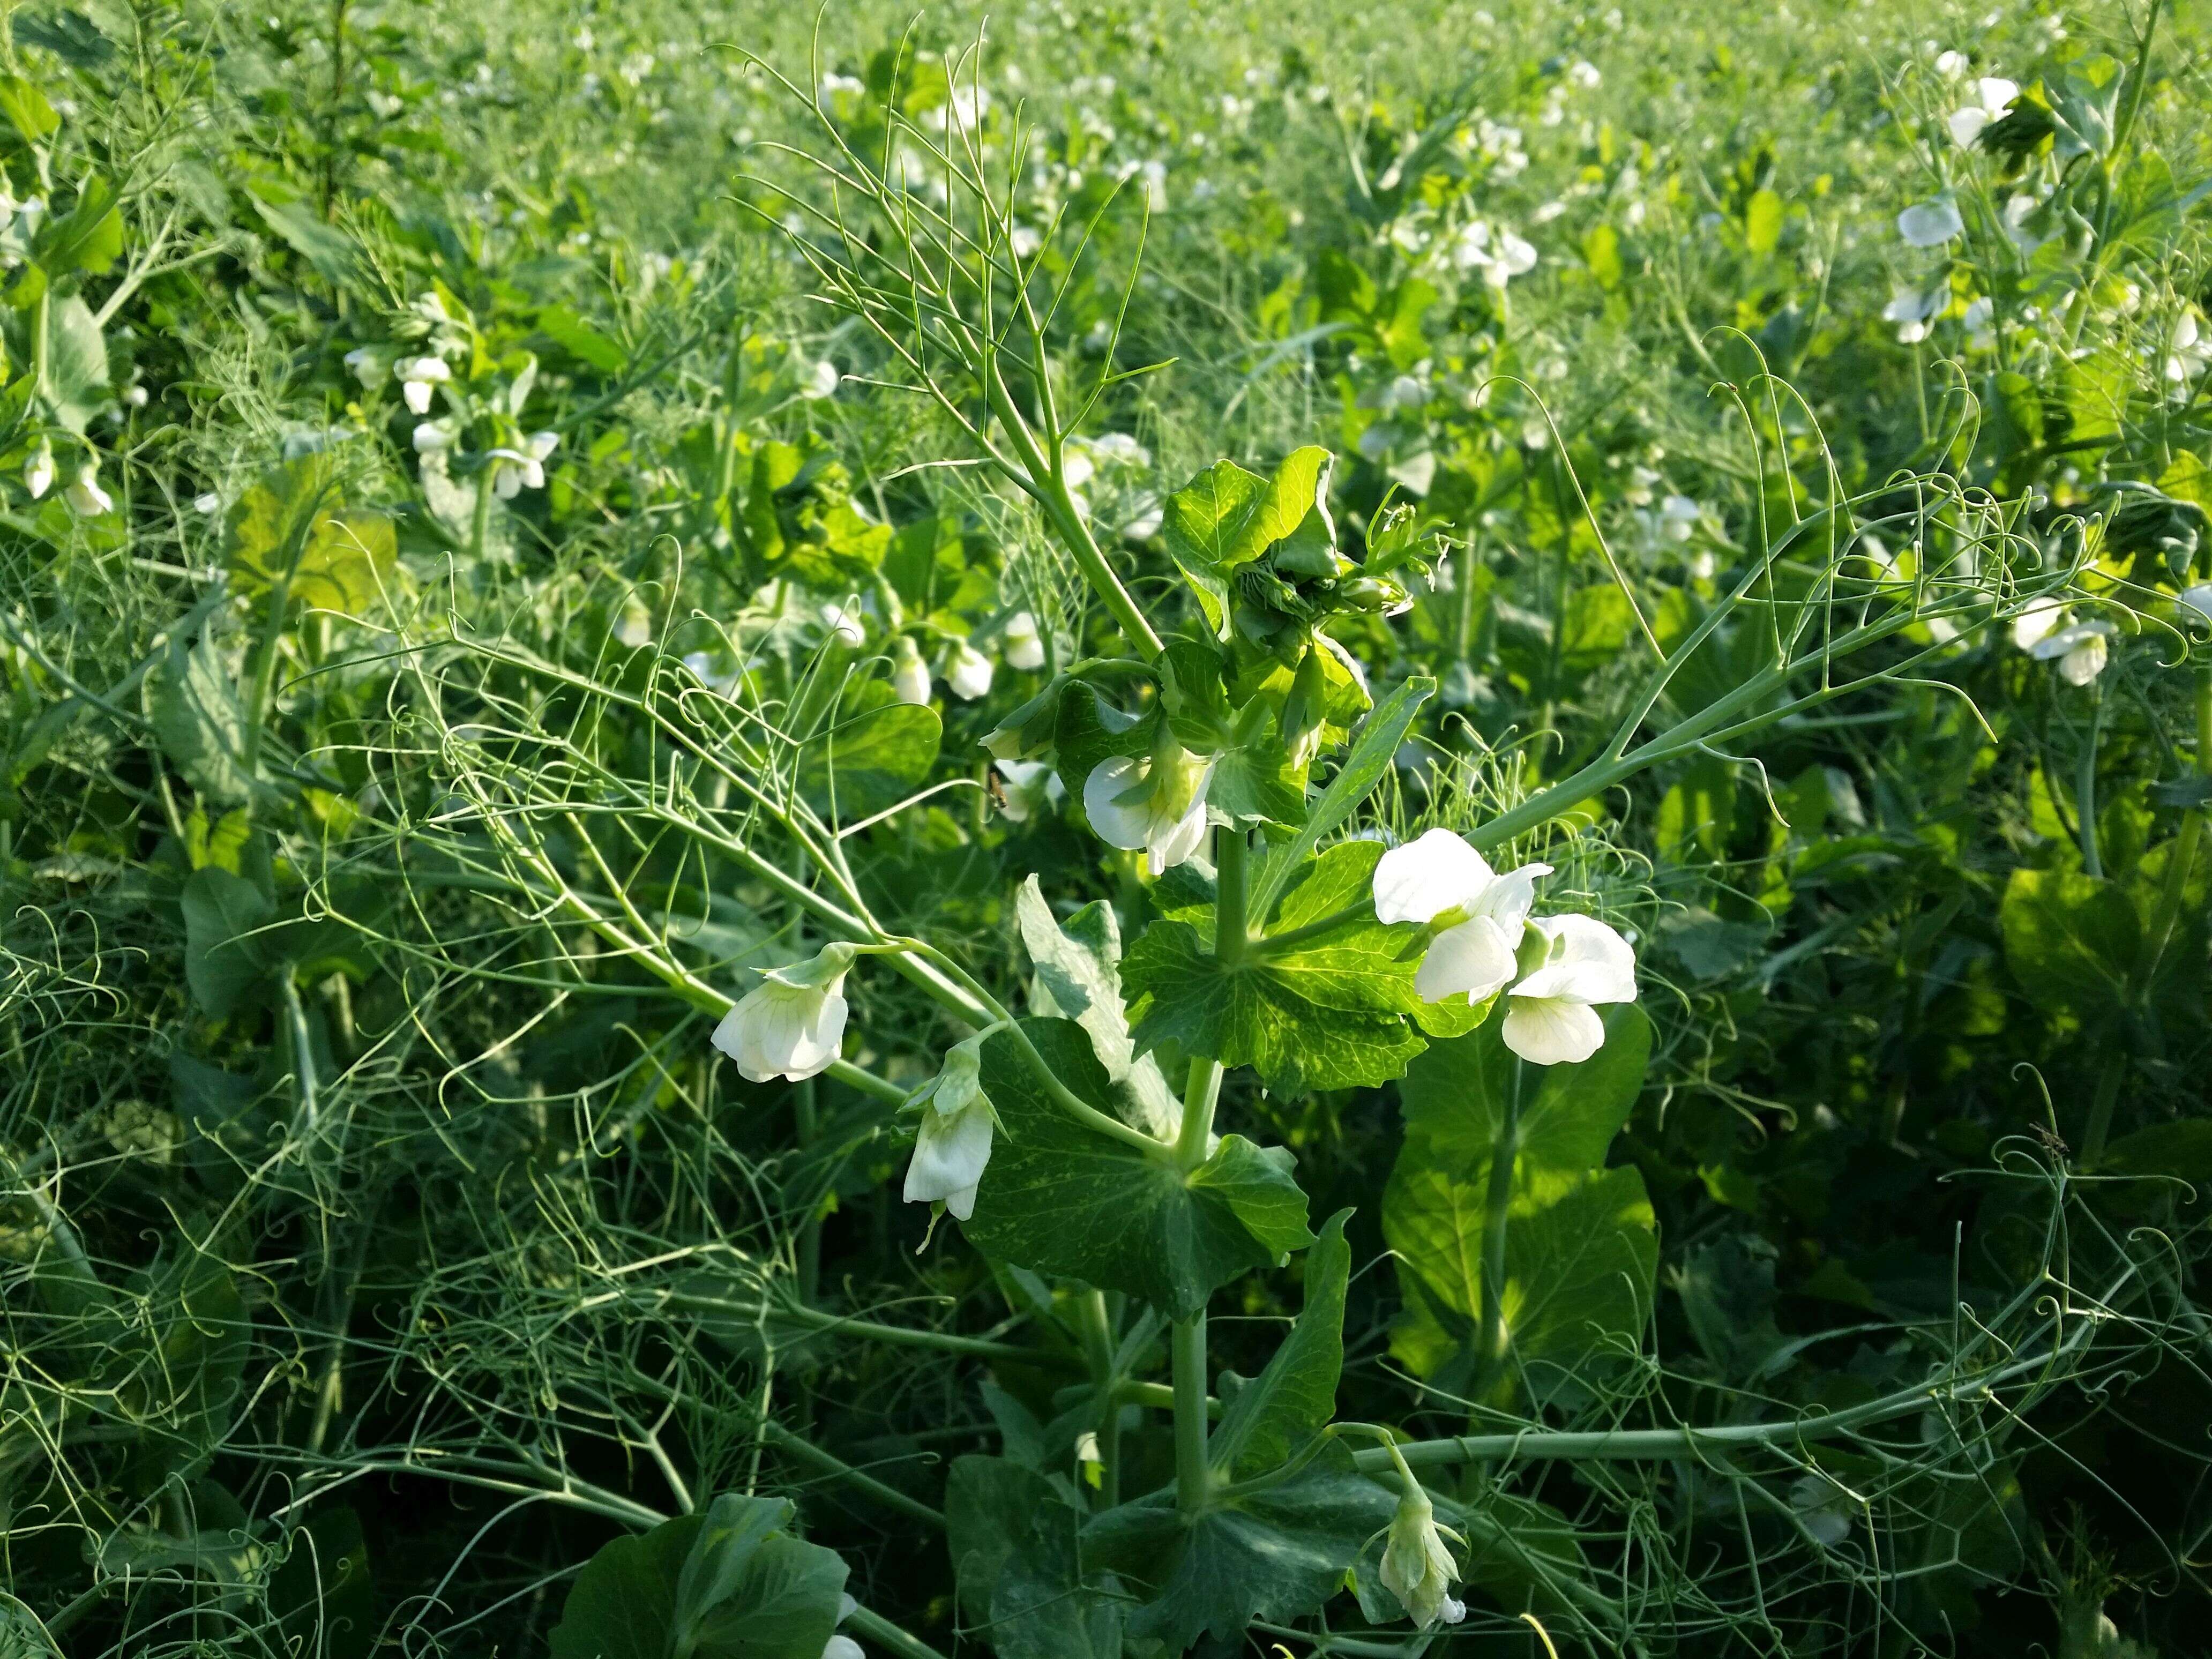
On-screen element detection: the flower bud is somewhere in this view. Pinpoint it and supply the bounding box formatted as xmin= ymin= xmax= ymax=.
xmin=902 ymin=1032 xmax=997 ymax=1220
xmin=1377 ymin=1482 xmax=1462 ymax=1628
xmin=890 ymin=636 xmax=932 ymax=705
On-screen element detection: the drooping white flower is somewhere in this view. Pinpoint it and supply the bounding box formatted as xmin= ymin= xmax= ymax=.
xmin=946 ymin=640 xmax=994 ymax=700
xmin=1962 ymin=295 xmax=1995 ymax=350
xmin=1897 ymin=197 xmax=1964 ymax=248
xmin=397 ymin=355 xmax=452 ymax=415
xmin=2165 ymin=310 xmax=2212 ymax=386
xmin=1882 ymin=285 xmax=1943 ymax=343
xmin=995 ymin=759 xmax=1060 ymax=824
xmin=712 ymin=943 xmax=857 ymax=1083
xmin=1377 ymin=1481 xmax=1465 ymax=1628
xmin=2011 ymin=597 xmax=2065 ymax=651
xmin=799 ymin=358 xmax=840 ymax=400
xmin=1372 ymin=828 xmax=1551 ymax=1007
xmin=2030 ymin=619 xmax=2113 ymax=685
xmin=890 ymin=636 xmax=932 ymax=705
xmin=343 ymin=345 xmax=386 ymax=388
xmin=821 ymin=1593 xmax=864 ymax=1659
xmin=485 ymin=432 xmax=557 ymax=500
xmin=63 ymin=460 xmax=114 ymax=517
xmin=1659 ymin=495 xmax=1701 ymax=542
xmin=1084 ymin=745 xmax=1211 ymax=876
xmin=1501 ymin=914 xmax=1638 ymax=1065
xmin=820 ymin=602 xmax=866 ymax=647
xmin=1002 ymin=610 xmax=1046 ymax=671
xmin=2177 ymin=584 xmax=2212 ymax=628
xmin=902 ymin=1032 xmax=997 ymax=1220
xmin=192 ymin=492 xmax=221 ymax=515
xmin=24 ymin=442 xmax=53 ymax=500
xmin=1934 ymin=48 xmax=1970 ymax=78
xmin=122 ymin=384 xmax=148 ymax=409
xmin=1947 ymin=77 xmax=2018 ymax=147
xmin=411 ymin=421 xmax=454 ymax=454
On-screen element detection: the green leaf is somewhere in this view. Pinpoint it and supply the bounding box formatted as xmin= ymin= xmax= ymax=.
xmin=251 ymin=191 xmax=369 ymax=290
xmin=1384 ymin=1008 xmax=1656 ymax=1402
xmin=181 ymin=866 xmax=278 ymax=1018
xmin=1744 ymin=188 xmax=1784 ymax=254
xmin=32 ymin=173 xmax=123 ymax=276
xmin=550 ymin=1513 xmax=699 ymax=1659
xmin=1249 ymin=675 xmax=1432 ymax=923
xmin=946 ymin=1458 xmax=1120 ymax=1659
xmin=798 ymin=679 xmax=943 ymax=819
xmin=23 ymin=294 xmax=108 ymax=432
xmin=1998 ymin=868 xmax=2139 ymax=1021
xmin=551 ymin=1496 xmax=847 ymax=1659
xmin=1122 ymin=912 xmax=1426 ymax=1094
xmin=1083 ymin=1443 xmax=1393 ymax=1649
xmin=149 ymin=627 xmax=260 ymax=809
xmin=226 ymin=456 xmax=398 ymax=618
xmin=961 ymin=1018 xmax=1312 ymax=1319
xmin=0 ymin=74 xmax=58 ymax=143
xmin=1207 ymin=1209 xmax=1350 ymax=1479
xmin=1162 ymin=448 xmax=1334 ymax=637
xmin=1016 ymin=876 xmax=1181 ymax=1139
xmin=1051 ymin=680 xmax=1151 ymax=802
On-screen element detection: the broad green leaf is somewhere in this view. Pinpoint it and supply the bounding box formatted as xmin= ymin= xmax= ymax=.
xmin=1162 ymin=447 xmax=1334 ymax=637
xmin=1744 ymin=188 xmax=1784 ymax=254
xmin=0 ymin=74 xmax=58 ymax=142
xmin=226 ymin=455 xmax=399 ymax=618
xmin=1208 ymin=1210 xmax=1350 ymax=1479
xmin=550 ymin=1496 xmax=847 ymax=1659
xmin=961 ymin=1018 xmax=1312 ymax=1319
xmin=798 ymin=679 xmax=942 ymax=819
xmin=33 ymin=174 xmax=123 ymax=276
xmin=1385 ymin=1008 xmax=1656 ymax=1402
xmin=181 ymin=866 xmax=278 ymax=1018
xmin=1249 ymin=673 xmax=1433 ymax=922
xmin=1122 ymin=911 xmax=1427 ymax=1095
xmin=1016 ymin=876 xmax=1180 ymax=1139
xmin=550 ymin=1513 xmax=700 ymax=1659
xmin=946 ymin=1458 xmax=1120 ymax=1659
xmin=1997 ymin=868 xmax=2139 ymax=1020
xmin=1051 ymin=680 xmax=1150 ymax=802
xmin=20 ymin=294 xmax=109 ymax=432
xmin=148 ymin=627 xmax=260 ymax=809
xmin=1082 ymin=1443 xmax=1393 ymax=1649
xmin=251 ymin=192 xmax=369 ymax=290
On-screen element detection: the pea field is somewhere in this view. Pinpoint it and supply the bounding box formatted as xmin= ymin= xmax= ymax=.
xmin=4 ymin=2 xmax=2211 ymax=1656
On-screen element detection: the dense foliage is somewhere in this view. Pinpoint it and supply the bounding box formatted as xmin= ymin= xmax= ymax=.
xmin=3 ymin=2 xmax=2210 ymax=1657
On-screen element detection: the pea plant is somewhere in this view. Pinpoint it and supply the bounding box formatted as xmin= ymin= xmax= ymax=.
xmin=4 ymin=5 xmax=2210 ymax=1659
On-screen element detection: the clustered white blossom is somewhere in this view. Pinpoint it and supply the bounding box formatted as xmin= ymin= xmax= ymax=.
xmin=1373 ymin=828 xmax=1638 ymax=1065
xmin=1084 ymin=740 xmax=1214 ymax=877
xmin=2012 ymin=598 xmax=2112 ymax=685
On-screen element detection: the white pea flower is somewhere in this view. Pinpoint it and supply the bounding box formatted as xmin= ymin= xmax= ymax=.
xmin=1897 ymin=197 xmax=1964 ymax=248
xmin=1882 ymin=285 xmax=1943 ymax=343
xmin=994 ymin=759 xmax=1061 ymax=824
xmin=1501 ymin=914 xmax=1639 ymax=1066
xmin=799 ymin=358 xmax=840 ymax=400
xmin=2165 ymin=310 xmax=2212 ymax=386
xmin=343 ymin=345 xmax=386 ymax=388
xmin=1002 ymin=610 xmax=1047 ymax=671
xmin=946 ymin=640 xmax=995 ymax=701
xmin=24 ymin=442 xmax=53 ymax=500
xmin=1372 ymin=828 xmax=1551 ymax=1006
xmin=1962 ymin=295 xmax=1995 ymax=350
xmin=902 ymin=1032 xmax=998 ymax=1220
xmin=411 ymin=421 xmax=454 ymax=454
xmin=2011 ymin=597 xmax=2065 ymax=652
xmin=890 ymin=636 xmax=932 ymax=705
xmin=1567 ymin=58 xmax=1601 ymax=89
xmin=64 ymin=460 xmax=114 ymax=517
xmin=1659 ymin=495 xmax=1701 ymax=542
xmin=1377 ymin=1481 xmax=1466 ymax=1628
xmin=397 ymin=355 xmax=452 ymax=414
xmin=1934 ymin=48 xmax=1970 ymax=77
xmin=821 ymin=1593 xmax=864 ymax=1659
xmin=712 ymin=943 xmax=856 ymax=1083
xmin=122 ymin=384 xmax=148 ymax=409
xmin=820 ymin=602 xmax=866 ymax=647
xmin=192 ymin=492 xmax=221 ymax=515
xmin=1084 ymin=744 xmax=1212 ymax=876
xmin=2176 ymin=584 xmax=2212 ymax=628
xmin=2029 ymin=618 xmax=2113 ymax=685
xmin=485 ymin=431 xmax=558 ymax=499
xmin=1947 ymin=77 xmax=2018 ymax=147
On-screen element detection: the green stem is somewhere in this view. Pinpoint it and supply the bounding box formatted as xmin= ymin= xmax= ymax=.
xmin=1473 ymin=1060 xmax=1522 ymax=1397
xmin=844 ymin=1608 xmax=951 ymax=1659
xmin=1079 ymin=1290 xmax=1122 ymax=1506
xmin=1172 ymin=1311 xmax=1210 ymax=1512
xmin=469 ymin=469 xmax=495 ymax=563
xmin=2076 ymin=681 xmax=2104 ymax=879
xmin=656 ymin=1290 xmax=1081 ymax=1372
xmin=1178 ymin=1057 xmax=1222 ymax=1167
xmin=794 ymin=1078 xmax=821 ymax=1304
xmin=1214 ymin=825 xmax=1249 ymax=962
xmin=2081 ymin=1050 xmax=2127 ymax=1166
xmin=760 ymin=1422 xmax=943 ymax=1530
